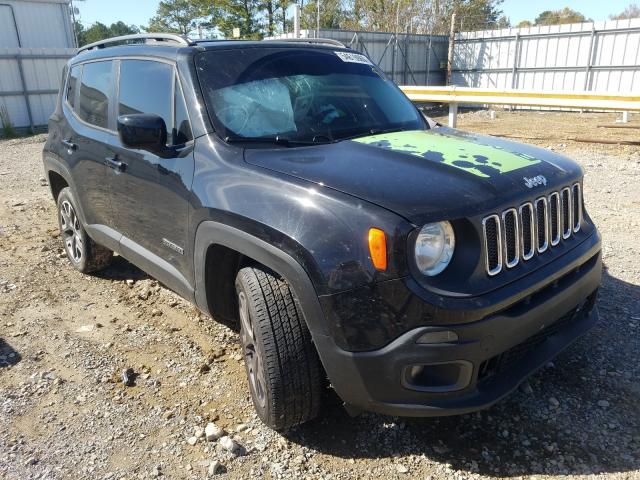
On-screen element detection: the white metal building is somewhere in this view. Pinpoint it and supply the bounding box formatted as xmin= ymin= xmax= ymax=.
xmin=0 ymin=0 xmax=76 ymax=130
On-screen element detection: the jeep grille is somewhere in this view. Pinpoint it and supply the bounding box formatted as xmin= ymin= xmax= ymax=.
xmin=482 ymin=183 xmax=583 ymax=276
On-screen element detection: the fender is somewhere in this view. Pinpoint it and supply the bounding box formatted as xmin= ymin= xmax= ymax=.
xmin=42 ymin=151 xmax=87 ymax=225
xmin=192 ymin=220 xmax=373 ymax=407
xmin=43 ymin=151 xmax=122 ymax=252
xmin=193 ymin=220 xmax=385 ymax=409
xmin=193 ymin=220 xmax=329 ymax=337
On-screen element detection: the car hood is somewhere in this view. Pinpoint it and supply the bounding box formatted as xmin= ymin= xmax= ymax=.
xmin=243 ymin=127 xmax=582 ymax=225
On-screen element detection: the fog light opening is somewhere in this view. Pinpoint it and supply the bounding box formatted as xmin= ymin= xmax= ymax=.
xmin=402 ymin=361 xmax=472 ymax=393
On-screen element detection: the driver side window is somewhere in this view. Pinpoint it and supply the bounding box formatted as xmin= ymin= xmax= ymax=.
xmin=118 ymin=59 xmax=193 ymax=147
xmin=118 ymin=60 xmax=173 ymax=145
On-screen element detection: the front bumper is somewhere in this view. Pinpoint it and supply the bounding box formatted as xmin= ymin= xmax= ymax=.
xmin=314 ymin=233 xmax=601 ymax=417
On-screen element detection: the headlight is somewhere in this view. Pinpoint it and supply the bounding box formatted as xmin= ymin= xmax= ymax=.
xmin=414 ymin=221 xmax=455 ymax=276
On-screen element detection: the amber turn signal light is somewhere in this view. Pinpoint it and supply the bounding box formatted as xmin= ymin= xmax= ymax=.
xmin=368 ymin=228 xmax=387 ymax=271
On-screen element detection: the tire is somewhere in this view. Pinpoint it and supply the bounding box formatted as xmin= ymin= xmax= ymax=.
xmin=235 ymin=266 xmax=323 ymax=430
xmin=57 ymin=187 xmax=112 ymax=273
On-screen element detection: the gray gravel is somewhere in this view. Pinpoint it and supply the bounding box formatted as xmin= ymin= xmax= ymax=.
xmin=0 ymin=118 xmax=638 ymax=480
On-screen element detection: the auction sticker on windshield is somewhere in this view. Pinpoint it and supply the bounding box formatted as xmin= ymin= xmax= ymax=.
xmin=335 ymin=51 xmax=372 ymax=65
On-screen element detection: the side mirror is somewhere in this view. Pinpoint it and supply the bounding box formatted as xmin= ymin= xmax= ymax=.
xmin=117 ymin=114 xmax=167 ymax=154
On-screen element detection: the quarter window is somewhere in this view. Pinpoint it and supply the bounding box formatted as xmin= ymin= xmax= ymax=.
xmin=174 ymin=78 xmax=193 ymax=145
xmin=66 ymin=65 xmax=81 ymax=109
xmin=118 ymin=60 xmax=173 ymax=145
xmin=77 ymin=60 xmax=113 ymax=129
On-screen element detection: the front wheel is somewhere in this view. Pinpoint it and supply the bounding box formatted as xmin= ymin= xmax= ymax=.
xmin=235 ymin=267 xmax=323 ymax=430
xmin=57 ymin=187 xmax=112 ymax=273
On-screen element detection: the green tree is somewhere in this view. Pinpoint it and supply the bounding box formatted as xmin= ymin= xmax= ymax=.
xmin=200 ymin=0 xmax=264 ymax=39
xmin=261 ymin=0 xmax=277 ymax=36
xmin=610 ymin=3 xmax=640 ymax=20
xmin=277 ymin=0 xmax=290 ymax=33
xmin=139 ymin=0 xmax=509 ymax=40
xmin=109 ymin=21 xmax=141 ymax=37
xmin=516 ymin=20 xmax=533 ymax=28
xmin=534 ymin=7 xmax=591 ymax=26
xmin=454 ymin=0 xmax=509 ymax=32
xmin=74 ymin=20 xmax=86 ymax=46
xmin=300 ymin=0 xmax=347 ymax=30
xmin=345 ymin=0 xmax=507 ymax=35
xmin=82 ymin=22 xmax=110 ymax=45
xmin=146 ymin=0 xmax=205 ymax=35
xmin=75 ymin=21 xmax=139 ymax=46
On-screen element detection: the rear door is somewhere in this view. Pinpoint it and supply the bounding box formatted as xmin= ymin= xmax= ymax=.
xmin=59 ymin=59 xmax=119 ymax=251
xmin=106 ymin=58 xmax=195 ymax=294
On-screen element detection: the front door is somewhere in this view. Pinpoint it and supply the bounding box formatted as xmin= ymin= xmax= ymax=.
xmin=106 ymin=59 xmax=194 ymax=295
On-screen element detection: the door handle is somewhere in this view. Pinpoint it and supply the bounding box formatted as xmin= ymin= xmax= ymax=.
xmin=61 ymin=138 xmax=77 ymax=151
xmin=105 ymin=155 xmax=127 ymax=173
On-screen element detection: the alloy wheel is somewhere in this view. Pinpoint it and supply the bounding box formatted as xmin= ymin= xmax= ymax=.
xmin=59 ymin=200 xmax=83 ymax=263
xmin=238 ymin=290 xmax=267 ymax=408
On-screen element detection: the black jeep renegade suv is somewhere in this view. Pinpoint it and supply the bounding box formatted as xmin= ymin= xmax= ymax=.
xmin=43 ymin=33 xmax=602 ymax=430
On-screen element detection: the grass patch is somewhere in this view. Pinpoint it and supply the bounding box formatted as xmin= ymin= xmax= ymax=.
xmin=0 ymin=104 xmax=17 ymax=138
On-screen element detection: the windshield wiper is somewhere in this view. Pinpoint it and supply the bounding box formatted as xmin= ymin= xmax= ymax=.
xmin=224 ymin=135 xmax=332 ymax=147
xmin=341 ymin=127 xmax=406 ymax=141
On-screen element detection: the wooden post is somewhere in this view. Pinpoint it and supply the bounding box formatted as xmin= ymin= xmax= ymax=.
xmin=447 ymin=12 xmax=456 ymax=86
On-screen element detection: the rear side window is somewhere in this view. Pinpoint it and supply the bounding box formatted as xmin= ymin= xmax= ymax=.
xmin=119 ymin=60 xmax=173 ymax=145
xmin=78 ymin=60 xmax=113 ymax=129
xmin=66 ymin=65 xmax=81 ymax=109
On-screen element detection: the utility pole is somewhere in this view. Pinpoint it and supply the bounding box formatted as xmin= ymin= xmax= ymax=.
xmin=447 ymin=11 xmax=457 ymax=86
xmin=294 ymin=4 xmax=301 ymax=38
xmin=316 ymin=0 xmax=320 ymax=38
xmin=69 ymin=0 xmax=85 ymax=48
xmin=391 ymin=1 xmax=400 ymax=82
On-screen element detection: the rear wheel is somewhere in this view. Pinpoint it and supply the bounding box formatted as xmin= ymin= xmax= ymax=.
xmin=57 ymin=187 xmax=112 ymax=273
xmin=235 ymin=267 xmax=323 ymax=430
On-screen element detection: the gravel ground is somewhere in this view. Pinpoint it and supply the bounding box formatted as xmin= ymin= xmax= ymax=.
xmin=1 ymin=111 xmax=639 ymax=480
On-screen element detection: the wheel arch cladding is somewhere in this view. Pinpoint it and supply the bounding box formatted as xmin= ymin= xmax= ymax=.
xmin=203 ymin=243 xmax=244 ymax=326
xmin=48 ymin=170 xmax=68 ymax=201
xmin=194 ymin=221 xmax=330 ymax=338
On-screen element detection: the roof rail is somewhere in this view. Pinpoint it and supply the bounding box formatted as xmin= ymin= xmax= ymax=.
xmin=263 ymin=37 xmax=345 ymax=48
xmin=78 ymin=33 xmax=194 ymax=54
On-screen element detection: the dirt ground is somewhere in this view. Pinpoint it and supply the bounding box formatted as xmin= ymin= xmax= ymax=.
xmin=1 ymin=110 xmax=639 ymax=480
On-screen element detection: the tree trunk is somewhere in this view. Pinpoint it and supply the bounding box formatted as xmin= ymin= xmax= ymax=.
xmin=267 ymin=1 xmax=274 ymax=36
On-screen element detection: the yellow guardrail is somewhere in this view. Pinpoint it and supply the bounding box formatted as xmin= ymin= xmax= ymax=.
xmin=399 ymin=85 xmax=640 ymax=127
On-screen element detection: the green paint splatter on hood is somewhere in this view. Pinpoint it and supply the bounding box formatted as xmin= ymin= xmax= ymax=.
xmin=351 ymin=130 xmax=540 ymax=178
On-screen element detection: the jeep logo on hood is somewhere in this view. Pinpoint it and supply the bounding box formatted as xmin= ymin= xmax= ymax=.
xmin=523 ymin=175 xmax=547 ymax=188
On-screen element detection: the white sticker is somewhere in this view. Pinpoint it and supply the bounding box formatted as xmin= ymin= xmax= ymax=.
xmin=334 ymin=51 xmax=372 ymax=65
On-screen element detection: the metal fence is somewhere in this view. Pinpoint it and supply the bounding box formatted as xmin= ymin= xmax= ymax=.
xmin=453 ymin=19 xmax=640 ymax=94
xmin=1 ymin=48 xmax=74 ymax=129
xmin=0 ymin=0 xmax=75 ymax=131
xmin=5 ymin=17 xmax=639 ymax=130
xmin=271 ymin=29 xmax=449 ymax=86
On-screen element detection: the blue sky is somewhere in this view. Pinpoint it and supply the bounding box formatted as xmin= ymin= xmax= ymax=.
xmin=73 ymin=0 xmax=635 ymax=29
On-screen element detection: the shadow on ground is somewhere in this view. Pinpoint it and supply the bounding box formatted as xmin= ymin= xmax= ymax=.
xmin=286 ymin=268 xmax=640 ymax=476
xmin=94 ymin=255 xmax=149 ymax=282
xmin=0 ymin=338 xmax=21 ymax=367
